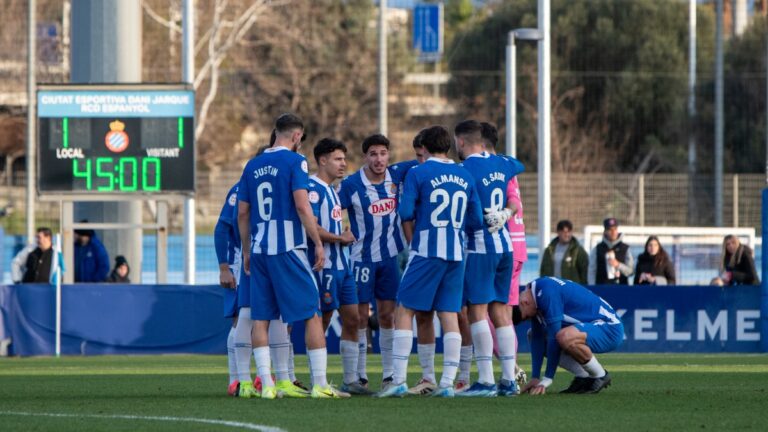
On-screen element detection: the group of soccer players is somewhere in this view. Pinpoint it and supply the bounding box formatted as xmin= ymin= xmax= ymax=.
xmin=214 ymin=112 xmax=623 ymax=399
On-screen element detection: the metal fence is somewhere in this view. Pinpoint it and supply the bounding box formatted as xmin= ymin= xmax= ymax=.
xmin=1 ymin=171 xmax=763 ymax=236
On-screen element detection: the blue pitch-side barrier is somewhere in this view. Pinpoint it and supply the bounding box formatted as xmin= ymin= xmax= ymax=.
xmin=0 ymin=283 xmax=763 ymax=357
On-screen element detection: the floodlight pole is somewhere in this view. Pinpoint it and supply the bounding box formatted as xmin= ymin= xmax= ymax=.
xmin=506 ymin=33 xmax=516 ymax=158
xmin=26 ymin=0 xmax=36 ymax=243
xmin=183 ymin=0 xmax=196 ymax=284
xmin=715 ymin=0 xmax=724 ymax=226
xmin=378 ymin=0 xmax=388 ymax=136
xmin=538 ymin=0 xmax=552 ymax=255
xmin=506 ymin=28 xmax=543 ymax=159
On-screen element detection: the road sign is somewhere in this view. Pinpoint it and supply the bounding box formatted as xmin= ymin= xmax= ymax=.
xmin=413 ymin=3 xmax=443 ymax=62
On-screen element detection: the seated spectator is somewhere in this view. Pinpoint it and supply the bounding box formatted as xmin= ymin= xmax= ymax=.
xmin=588 ymin=218 xmax=634 ymax=285
xmin=719 ymin=235 xmax=759 ymax=286
xmin=10 ymin=227 xmax=56 ymax=283
xmin=540 ymin=219 xmax=589 ymax=284
xmin=107 ymin=255 xmax=131 ymax=283
xmin=74 ymin=226 xmax=110 ymax=283
xmin=634 ymin=235 xmax=675 ymax=285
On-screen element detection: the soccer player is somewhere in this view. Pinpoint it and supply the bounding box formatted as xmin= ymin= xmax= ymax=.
xmin=338 ymin=134 xmax=413 ymax=390
xmin=481 ymin=121 xmax=529 ymax=388
xmin=307 ymin=138 xmax=369 ymax=395
xmin=454 ymin=120 xmax=525 ymax=397
xmin=517 ymin=276 xmax=623 ymax=395
xmin=376 ymin=125 xmax=483 ymax=398
xmin=237 ymin=113 xmax=343 ymax=399
xmin=396 ymin=130 xmax=440 ymax=396
xmin=214 ymin=182 xmax=242 ymax=396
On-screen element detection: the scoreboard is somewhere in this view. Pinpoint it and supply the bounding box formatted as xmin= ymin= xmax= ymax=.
xmin=37 ymin=85 xmax=195 ymax=195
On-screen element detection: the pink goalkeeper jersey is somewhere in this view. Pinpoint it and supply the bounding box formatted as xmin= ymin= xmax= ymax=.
xmin=506 ymin=176 xmax=528 ymax=262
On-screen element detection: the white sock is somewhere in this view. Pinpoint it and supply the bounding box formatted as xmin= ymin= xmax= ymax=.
xmin=308 ymin=348 xmax=328 ymax=387
xmin=440 ymin=332 xmax=462 ymax=388
xmin=470 ymin=320 xmax=495 ymax=384
xmin=496 ymin=325 xmax=517 ymax=381
xmin=582 ymin=356 xmax=606 ymax=378
xmin=417 ymin=343 xmax=436 ymax=384
xmin=268 ymin=320 xmax=291 ymax=382
xmin=392 ymin=329 xmax=413 ymax=385
xmin=380 ymin=327 xmax=395 ymax=380
xmin=288 ymin=342 xmax=297 ymax=382
xmin=559 ymin=354 xmax=589 ymax=377
xmin=253 ymin=346 xmax=273 ymax=387
xmin=458 ymin=345 xmax=472 ymax=382
xmin=340 ymin=339 xmax=359 ymax=385
xmin=233 ymin=308 xmax=253 ymax=383
xmin=227 ymin=327 xmax=238 ymax=384
xmin=357 ymin=329 xmax=368 ymax=381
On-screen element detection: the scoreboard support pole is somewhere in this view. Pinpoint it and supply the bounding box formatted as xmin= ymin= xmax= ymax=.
xmin=761 ymin=189 xmax=767 ymax=352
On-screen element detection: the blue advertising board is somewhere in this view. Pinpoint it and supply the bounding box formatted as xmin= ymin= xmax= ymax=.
xmin=413 ymin=3 xmax=443 ymax=62
xmin=0 ymin=283 xmax=763 ymax=356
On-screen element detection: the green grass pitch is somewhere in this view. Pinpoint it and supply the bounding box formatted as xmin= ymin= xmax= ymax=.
xmin=1 ymin=353 xmax=767 ymax=431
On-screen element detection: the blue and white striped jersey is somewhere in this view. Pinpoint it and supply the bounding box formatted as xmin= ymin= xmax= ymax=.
xmin=237 ymin=146 xmax=309 ymax=255
xmin=398 ymin=158 xmax=483 ymax=261
xmin=307 ymin=175 xmax=348 ymax=271
xmin=338 ymin=167 xmax=406 ymax=263
xmin=460 ymin=152 xmax=524 ymax=254
xmin=214 ymin=183 xmax=240 ymax=265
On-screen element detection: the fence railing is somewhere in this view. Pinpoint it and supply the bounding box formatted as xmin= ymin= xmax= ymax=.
xmin=0 ymin=171 xmax=764 ymax=235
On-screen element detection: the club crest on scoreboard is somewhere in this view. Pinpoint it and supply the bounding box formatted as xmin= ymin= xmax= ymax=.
xmin=105 ymin=120 xmax=130 ymax=153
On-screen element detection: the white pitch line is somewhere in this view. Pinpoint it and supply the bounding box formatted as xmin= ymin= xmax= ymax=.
xmin=0 ymin=411 xmax=287 ymax=432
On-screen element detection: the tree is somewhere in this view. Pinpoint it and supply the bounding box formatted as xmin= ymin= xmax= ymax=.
xmin=446 ymin=0 xmax=716 ymax=174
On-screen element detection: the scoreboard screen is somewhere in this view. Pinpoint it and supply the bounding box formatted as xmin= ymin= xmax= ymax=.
xmin=37 ymin=86 xmax=195 ymax=195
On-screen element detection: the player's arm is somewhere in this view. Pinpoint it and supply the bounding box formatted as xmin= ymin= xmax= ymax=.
xmin=214 ymin=216 xmax=236 ymax=289
xmin=398 ymin=170 xmax=418 ymax=244
xmin=527 ymin=319 xmax=547 ymax=387
xmin=237 ymin=201 xmax=251 ymax=275
xmin=295 ymin=189 xmax=324 ymax=271
xmin=236 ymin=176 xmax=252 ymax=275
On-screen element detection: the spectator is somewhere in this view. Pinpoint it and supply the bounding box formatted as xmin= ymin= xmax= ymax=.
xmin=634 ymin=236 xmax=675 ymax=285
xmin=107 ymin=255 xmax=131 ymax=283
xmin=719 ymin=235 xmax=759 ymax=286
xmin=588 ymin=218 xmax=634 ymax=285
xmin=10 ymin=227 xmax=56 ymax=283
xmin=74 ymin=228 xmax=110 ymax=282
xmin=539 ymin=220 xmax=589 ymax=284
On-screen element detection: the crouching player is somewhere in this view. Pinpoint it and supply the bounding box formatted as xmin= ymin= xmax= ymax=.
xmin=516 ymin=277 xmax=623 ymax=395
xmin=376 ymin=125 xmax=484 ymax=398
xmin=308 ymin=138 xmax=370 ymax=395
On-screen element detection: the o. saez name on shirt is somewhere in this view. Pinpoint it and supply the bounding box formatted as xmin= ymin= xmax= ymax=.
xmin=252 ymin=166 xmax=279 ymax=179
xmin=430 ymin=174 xmax=469 ymax=190
xmin=482 ymin=172 xmax=506 ymax=186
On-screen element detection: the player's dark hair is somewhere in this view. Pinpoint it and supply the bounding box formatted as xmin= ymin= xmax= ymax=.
xmin=314 ymin=138 xmax=347 ymax=163
xmin=480 ymin=122 xmax=499 ymax=149
xmin=268 ymin=129 xmax=276 ymax=147
xmin=36 ymin=227 xmax=52 ymax=238
xmin=274 ymin=113 xmax=304 ymax=134
xmin=556 ymin=220 xmax=573 ymax=232
xmin=454 ymin=120 xmax=484 ymax=145
xmin=421 ymin=125 xmax=452 ymax=155
xmin=412 ymin=129 xmax=425 ymax=149
xmin=362 ymin=134 xmax=390 ymax=154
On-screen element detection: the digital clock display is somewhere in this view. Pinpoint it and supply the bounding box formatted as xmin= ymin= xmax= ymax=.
xmin=37 ymin=86 xmax=195 ymax=195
